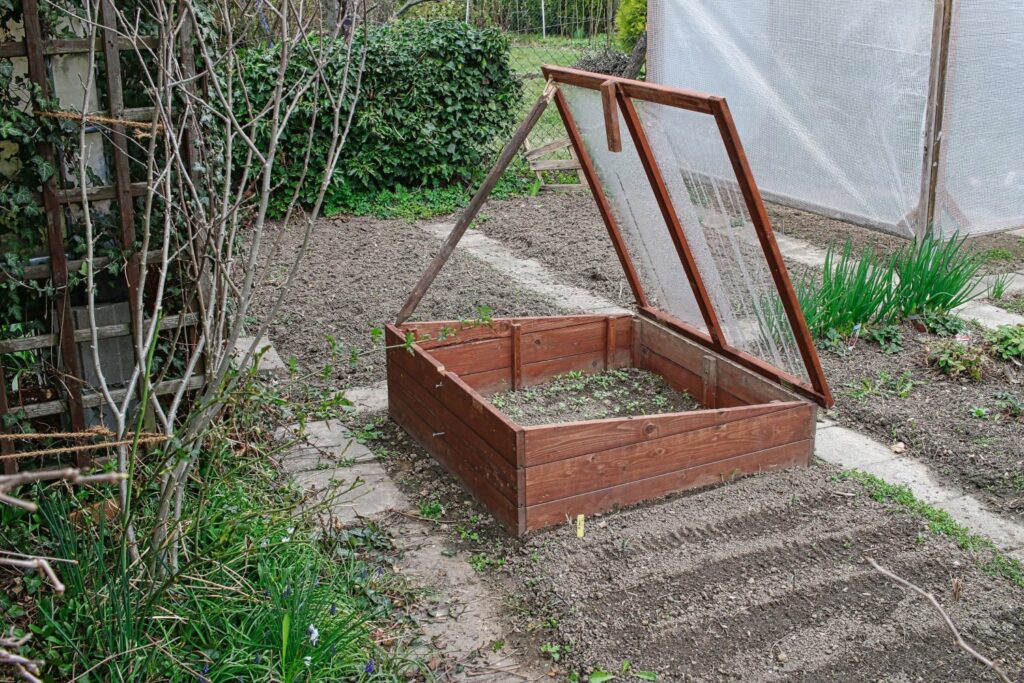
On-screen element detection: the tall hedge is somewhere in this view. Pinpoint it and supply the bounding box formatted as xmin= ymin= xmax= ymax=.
xmin=238 ymin=20 xmax=522 ymax=216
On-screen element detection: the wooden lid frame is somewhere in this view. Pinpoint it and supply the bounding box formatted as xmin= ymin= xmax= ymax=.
xmin=398 ymin=67 xmax=832 ymax=408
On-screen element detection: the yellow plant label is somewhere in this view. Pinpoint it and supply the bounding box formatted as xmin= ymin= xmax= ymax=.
xmin=576 ymin=514 xmax=585 ymax=538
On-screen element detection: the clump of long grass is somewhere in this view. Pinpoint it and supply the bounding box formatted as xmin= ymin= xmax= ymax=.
xmin=798 ymin=234 xmax=984 ymax=340
xmin=889 ymin=233 xmax=984 ymax=317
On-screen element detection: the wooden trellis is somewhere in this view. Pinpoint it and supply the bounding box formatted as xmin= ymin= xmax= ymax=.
xmin=0 ymin=0 xmax=201 ymax=472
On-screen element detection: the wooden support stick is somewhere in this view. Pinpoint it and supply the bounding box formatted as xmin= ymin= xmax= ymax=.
xmin=396 ymin=81 xmax=558 ymax=324
xmin=701 ymin=354 xmax=718 ymax=408
xmin=604 ymin=317 xmax=616 ymax=370
xmin=600 ymin=80 xmax=621 ymax=152
xmin=512 ymin=323 xmax=523 ymax=390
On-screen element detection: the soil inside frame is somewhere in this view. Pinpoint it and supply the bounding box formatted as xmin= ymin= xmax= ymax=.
xmin=487 ymin=367 xmax=701 ymax=426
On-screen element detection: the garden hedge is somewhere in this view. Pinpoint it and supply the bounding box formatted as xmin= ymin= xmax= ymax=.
xmin=238 ymin=19 xmax=522 ymax=217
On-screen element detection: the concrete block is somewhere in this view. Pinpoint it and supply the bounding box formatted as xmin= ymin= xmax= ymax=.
xmin=234 ymin=335 xmax=287 ymax=377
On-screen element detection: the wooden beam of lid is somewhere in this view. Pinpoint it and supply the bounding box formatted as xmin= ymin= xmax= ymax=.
xmin=600 ymin=80 xmax=621 ymax=152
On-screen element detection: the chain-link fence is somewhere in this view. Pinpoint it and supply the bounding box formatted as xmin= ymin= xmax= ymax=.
xmin=467 ymin=0 xmax=623 ymax=147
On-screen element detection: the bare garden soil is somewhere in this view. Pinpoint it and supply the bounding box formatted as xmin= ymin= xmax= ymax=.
xmin=821 ymin=327 xmax=1024 ymax=522
xmin=488 ymin=367 xmax=700 ymax=426
xmin=250 ymin=214 xmax=572 ymax=389
xmin=368 ymin=417 xmax=1024 ymax=682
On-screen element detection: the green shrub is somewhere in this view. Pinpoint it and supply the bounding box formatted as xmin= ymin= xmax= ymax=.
xmin=890 ymin=234 xmax=983 ymax=316
xmin=920 ymin=310 xmax=966 ymax=337
xmin=926 ymin=340 xmax=987 ymax=380
xmin=237 ymin=20 xmax=522 ymax=217
xmin=864 ymin=324 xmax=903 ymax=354
xmin=985 ymin=324 xmax=1024 ymax=361
xmin=616 ymin=0 xmax=646 ymax=50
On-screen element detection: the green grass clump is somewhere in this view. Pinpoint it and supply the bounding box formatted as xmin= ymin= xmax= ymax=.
xmin=837 ymin=470 xmax=1024 ymax=588
xmin=800 ymin=241 xmax=896 ymax=337
xmin=890 ymin=234 xmax=984 ymax=317
xmin=800 ymin=235 xmax=983 ymax=344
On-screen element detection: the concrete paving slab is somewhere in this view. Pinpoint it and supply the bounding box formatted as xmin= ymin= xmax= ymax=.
xmin=234 ymin=335 xmax=288 ymax=377
xmin=292 ymin=460 xmax=407 ymax=523
xmin=421 ymin=222 xmax=629 ymax=315
xmin=345 ymin=381 xmax=389 ymax=413
xmin=815 ymin=425 xmax=893 ymax=469
xmin=955 ymin=300 xmax=1024 ymax=329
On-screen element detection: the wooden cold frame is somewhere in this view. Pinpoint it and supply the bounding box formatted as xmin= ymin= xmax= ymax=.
xmin=390 ymin=67 xmax=831 ymax=535
xmin=387 ymin=314 xmax=816 ymax=536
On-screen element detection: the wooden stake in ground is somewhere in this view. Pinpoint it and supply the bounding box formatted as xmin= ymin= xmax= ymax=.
xmin=395 ymin=79 xmax=558 ymax=324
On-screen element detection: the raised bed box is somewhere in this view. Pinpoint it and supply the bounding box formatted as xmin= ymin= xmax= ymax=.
xmin=387 ymin=312 xmax=817 ymax=536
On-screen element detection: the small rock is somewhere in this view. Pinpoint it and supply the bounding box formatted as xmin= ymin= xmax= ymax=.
xmin=777 ymin=652 xmax=788 ymax=663
xmin=891 ymin=441 xmax=906 ymax=454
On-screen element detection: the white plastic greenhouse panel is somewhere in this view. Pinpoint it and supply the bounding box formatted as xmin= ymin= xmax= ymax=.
xmin=647 ymin=0 xmax=1024 ymax=239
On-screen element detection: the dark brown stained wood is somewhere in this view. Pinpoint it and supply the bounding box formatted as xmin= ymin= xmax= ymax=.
xmin=600 ymin=79 xmax=622 ymax=152
xmin=541 ymin=65 xmax=716 ymax=114
xmin=388 ymin=363 xmax=517 ymax=498
xmin=616 ymin=92 xmax=725 ymax=348
xmin=525 ymin=439 xmax=812 ymax=530
xmin=524 ymin=404 xmax=813 ymax=505
xmin=637 ymin=346 xmax=705 ymax=401
xmin=100 ymin=0 xmax=142 ymax=359
xmin=523 ymin=402 xmax=796 ymax=465
xmin=512 ymin=323 xmax=523 ymax=390
xmin=0 ymin=367 xmax=14 ymax=473
xmin=529 ymin=159 xmax=583 ymax=172
xmin=637 ymin=317 xmax=798 ymax=405
xmin=408 ymin=315 xmax=613 ymax=350
xmin=460 ymin=349 xmax=607 ymax=396
xmin=702 ymin=355 xmax=718 ymax=408
xmin=554 ymin=90 xmax=649 ymax=308
xmin=604 ymin=317 xmax=616 ymax=369
xmin=389 ymin=389 xmax=519 ymax=534
xmin=638 ymin=308 xmax=824 ymax=406
xmin=386 ymin=326 xmax=518 ymax=457
xmin=396 ymin=81 xmax=556 ymax=324
xmin=22 ymin=0 xmax=87 ymax=442
xmin=710 ymin=99 xmax=832 ymax=407
xmin=428 ymin=316 xmax=632 ymax=378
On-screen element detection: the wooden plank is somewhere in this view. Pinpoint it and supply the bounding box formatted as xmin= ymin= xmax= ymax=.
xmin=388 ymin=363 xmax=518 ymax=498
xmin=921 ymin=0 xmax=954 ymax=238
xmin=406 ymin=314 xmax=612 ymax=350
xmin=7 ymin=375 xmax=205 ymax=420
xmin=555 ymin=89 xmax=649 ymax=308
xmin=600 ymin=80 xmax=621 ymax=152
xmin=523 ymin=136 xmax=572 ymax=160
xmin=617 ymin=92 xmax=725 ymax=348
xmin=389 ymin=390 xmax=519 ymax=534
xmin=0 ymin=312 xmax=199 ymax=354
xmin=525 ymin=439 xmax=811 ymax=531
xmin=541 ymin=65 xmax=716 ymax=114
xmin=100 ymin=0 xmax=142 ymax=359
xmin=396 ymin=80 xmax=557 ymax=324
xmin=428 ymin=316 xmax=631 ymax=377
xmin=523 ymin=402 xmax=795 ymax=465
xmin=0 ymin=36 xmax=157 ymax=58
xmin=710 ymin=99 xmax=832 ymax=408
xmin=528 ymin=159 xmax=582 ymax=172
xmin=636 ymin=346 xmax=706 ymax=404
xmin=14 ymin=249 xmax=163 ymax=282
xmin=0 ymin=362 xmax=15 ymax=474
xmin=23 ymin=0 xmax=87 ymax=443
xmin=638 ymin=309 xmax=824 ymax=406
xmin=460 ymin=348 xmax=606 ymax=396
xmin=524 ymin=404 xmax=812 ymax=505
xmin=386 ymin=326 xmax=518 ymax=457
xmin=604 ymin=317 xmax=616 ymax=369
xmin=55 ymin=181 xmax=149 ymax=205
xmin=638 ymin=317 xmax=797 ymax=405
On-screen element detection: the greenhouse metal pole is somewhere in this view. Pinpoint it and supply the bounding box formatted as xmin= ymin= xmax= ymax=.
xmin=396 ymin=80 xmax=558 ymax=324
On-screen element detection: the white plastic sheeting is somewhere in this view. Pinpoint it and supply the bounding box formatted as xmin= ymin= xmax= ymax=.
xmin=561 ymin=84 xmax=810 ymax=383
xmin=647 ymin=0 xmax=1024 ymax=238
xmin=934 ymin=1 xmax=1024 ymax=238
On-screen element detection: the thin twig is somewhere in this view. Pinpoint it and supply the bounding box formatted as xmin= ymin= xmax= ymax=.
xmin=866 ymin=556 xmax=1012 ymax=683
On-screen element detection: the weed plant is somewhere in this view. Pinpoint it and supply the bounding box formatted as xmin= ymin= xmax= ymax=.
xmin=985 ymin=324 xmax=1024 ymax=361
xmin=889 ymin=234 xmax=984 ymax=317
